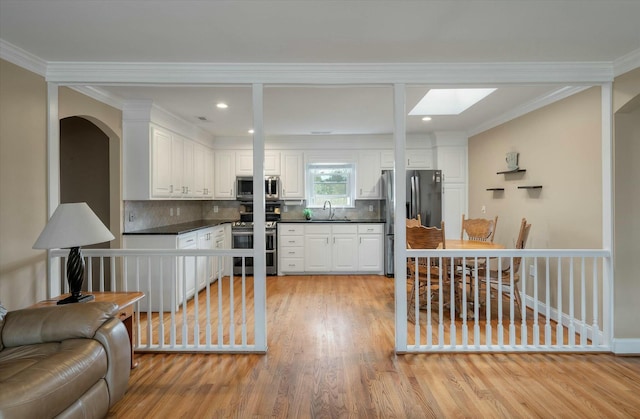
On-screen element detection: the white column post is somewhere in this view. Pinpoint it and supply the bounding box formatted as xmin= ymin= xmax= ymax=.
xmin=394 ymin=84 xmax=408 ymax=352
xmin=252 ymin=83 xmax=267 ymax=351
xmin=47 ymin=82 xmax=61 ymax=299
xmin=601 ymin=82 xmax=614 ymax=349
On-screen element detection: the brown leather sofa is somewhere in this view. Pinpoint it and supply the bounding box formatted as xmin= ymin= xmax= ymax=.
xmin=0 ymin=302 xmax=131 ymax=418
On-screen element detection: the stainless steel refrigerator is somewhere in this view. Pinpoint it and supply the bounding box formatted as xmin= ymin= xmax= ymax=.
xmin=381 ymin=169 xmax=443 ymax=276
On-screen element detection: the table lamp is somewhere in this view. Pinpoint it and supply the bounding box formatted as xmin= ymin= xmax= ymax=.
xmin=33 ymin=202 xmax=115 ymax=304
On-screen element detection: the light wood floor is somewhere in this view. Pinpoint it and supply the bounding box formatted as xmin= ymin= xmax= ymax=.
xmin=108 ymin=275 xmax=640 ymax=418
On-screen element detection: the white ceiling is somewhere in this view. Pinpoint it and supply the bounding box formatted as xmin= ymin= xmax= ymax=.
xmin=1 ymin=1 xmax=639 ymax=137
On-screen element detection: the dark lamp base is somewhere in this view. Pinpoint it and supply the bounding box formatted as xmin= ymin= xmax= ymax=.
xmin=56 ymin=293 xmax=95 ymax=305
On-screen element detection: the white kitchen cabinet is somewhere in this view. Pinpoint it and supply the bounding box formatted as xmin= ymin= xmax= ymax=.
xmin=331 ymin=224 xmax=358 ymax=271
xmin=442 ymin=183 xmax=466 ymax=240
xmin=278 ymin=222 xmax=384 ymax=275
xmin=380 ymin=150 xmax=394 ymax=170
xmin=181 ymin=137 xmax=194 ymax=197
xmin=151 ymin=126 xmax=173 ymax=198
xmin=304 ymin=224 xmax=332 ymax=272
xmin=436 ymin=146 xmax=467 ymax=183
xmin=357 ymin=150 xmax=381 ymax=199
xmin=236 ymin=150 xmax=281 ymax=176
xmin=193 ymin=143 xmax=214 ymax=198
xmin=407 ymin=149 xmax=434 ymax=169
xmin=211 ymin=226 xmax=229 ymax=279
xmin=357 ymin=224 xmax=384 ymax=272
xmin=149 ymin=126 xmax=203 ymax=199
xmin=214 ymin=150 xmax=236 ymax=199
xmin=280 ymin=151 xmax=305 ymax=199
xmin=278 ymin=224 xmax=304 ymax=274
xmin=197 ymin=227 xmax=214 ymax=289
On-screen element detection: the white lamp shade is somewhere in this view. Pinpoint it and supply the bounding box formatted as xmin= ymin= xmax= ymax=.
xmin=33 ymin=202 xmax=115 ymax=249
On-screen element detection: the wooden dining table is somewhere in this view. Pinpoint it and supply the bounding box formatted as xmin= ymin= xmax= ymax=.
xmin=436 ymin=239 xmax=506 ymax=317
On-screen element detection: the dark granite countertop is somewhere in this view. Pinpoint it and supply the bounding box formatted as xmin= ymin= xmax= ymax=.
xmin=123 ymin=219 xmax=237 ymax=235
xmin=279 ymin=219 xmax=385 ymax=224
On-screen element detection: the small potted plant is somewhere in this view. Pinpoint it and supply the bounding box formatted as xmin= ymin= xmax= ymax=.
xmin=303 ymin=208 xmax=312 ymax=220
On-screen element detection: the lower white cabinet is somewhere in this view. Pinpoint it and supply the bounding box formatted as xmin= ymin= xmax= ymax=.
xmin=357 ymin=224 xmax=383 ymax=271
xmin=278 ymin=223 xmax=384 ymax=275
xmin=123 ymin=224 xmax=230 ymax=312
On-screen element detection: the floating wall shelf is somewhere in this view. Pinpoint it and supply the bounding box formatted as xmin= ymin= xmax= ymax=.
xmin=497 ymin=168 xmax=526 ymax=175
xmin=486 ymin=188 xmax=505 ymax=191
xmin=518 ymin=186 xmax=543 ymax=189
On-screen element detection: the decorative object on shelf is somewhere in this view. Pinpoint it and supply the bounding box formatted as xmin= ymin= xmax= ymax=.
xmin=303 ymin=208 xmax=313 ymax=220
xmin=33 ymin=202 xmax=115 ymax=304
xmin=505 ymin=151 xmax=519 ymax=170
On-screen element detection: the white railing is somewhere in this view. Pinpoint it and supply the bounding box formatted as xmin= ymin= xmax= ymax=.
xmin=50 ymin=248 xmax=265 ymax=353
xmin=400 ymin=248 xmax=612 ymax=353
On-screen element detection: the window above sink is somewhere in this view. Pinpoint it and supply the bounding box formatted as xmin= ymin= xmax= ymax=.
xmin=305 ymin=163 xmax=356 ymax=208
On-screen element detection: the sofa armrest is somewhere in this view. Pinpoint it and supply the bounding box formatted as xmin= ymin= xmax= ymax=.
xmin=1 ymin=302 xmax=118 ymax=348
xmin=93 ymin=317 xmax=131 ymax=406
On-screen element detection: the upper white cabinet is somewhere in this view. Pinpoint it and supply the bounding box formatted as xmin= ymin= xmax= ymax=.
xmin=214 ymin=150 xmax=236 ymax=199
xmin=380 ymin=150 xmax=394 ymax=169
xmin=193 ymin=143 xmax=214 ymax=198
xmin=380 ymin=149 xmax=434 ymax=170
xmin=407 ymin=149 xmax=434 ymax=169
xmin=236 ymin=150 xmax=281 ymax=176
xmin=151 ymin=126 xmax=173 ymax=198
xmin=280 ymin=151 xmax=305 ymax=199
xmin=436 ymin=146 xmax=466 ymax=183
xmin=125 ymin=120 xmax=215 ymax=200
xmin=357 ymin=150 xmax=381 ymax=199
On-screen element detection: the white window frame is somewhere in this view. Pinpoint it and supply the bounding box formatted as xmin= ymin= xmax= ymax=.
xmin=305 ymin=162 xmax=356 ymax=208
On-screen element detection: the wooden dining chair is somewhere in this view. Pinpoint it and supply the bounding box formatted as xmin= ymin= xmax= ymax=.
xmin=477 ymin=218 xmax=532 ymax=316
xmin=461 ymin=214 xmax=498 ymax=242
xmin=406 ymin=222 xmax=449 ymax=323
xmin=406 ymin=217 xmax=422 ymax=228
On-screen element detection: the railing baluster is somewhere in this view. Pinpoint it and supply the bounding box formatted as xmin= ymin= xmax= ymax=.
xmin=99 ymin=257 xmax=105 ymax=291
xmin=158 ymin=256 xmax=164 ymax=348
xmin=533 ymin=257 xmax=540 ymax=347
xmin=591 ymin=258 xmax=600 ymax=347
xmin=520 ymin=257 xmax=527 ymax=346
xmin=449 ymin=256 xmax=456 ymax=348
xmin=86 ymin=257 xmax=93 ymax=292
xmin=556 ymin=258 xmax=563 ymax=347
xmin=217 ymin=260 xmax=224 ymax=347
xmin=497 ymin=257 xmax=504 ymax=347
xmin=581 ymin=257 xmax=587 ymax=347
xmin=509 ymin=256 xmax=516 ymax=346
xmin=461 ymin=256 xmax=468 ymax=348
xmin=569 ymin=257 xmax=576 ymax=348
xmin=545 ymin=257 xmax=551 ymax=347
xmin=146 ymin=256 xmax=153 ymax=349
xmin=426 ymin=256 xmax=432 ymax=348
xmin=194 ymin=256 xmax=200 ymax=348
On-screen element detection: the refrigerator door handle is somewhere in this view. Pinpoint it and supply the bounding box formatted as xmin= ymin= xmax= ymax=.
xmin=410 ymin=175 xmax=417 ymax=219
xmin=414 ymin=174 xmax=421 ymax=222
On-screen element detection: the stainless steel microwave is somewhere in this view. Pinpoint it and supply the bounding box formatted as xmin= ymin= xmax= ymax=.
xmin=236 ymin=176 xmax=280 ymax=201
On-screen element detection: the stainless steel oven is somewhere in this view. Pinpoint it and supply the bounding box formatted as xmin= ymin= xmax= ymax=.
xmin=231 ymin=224 xmax=277 ymax=275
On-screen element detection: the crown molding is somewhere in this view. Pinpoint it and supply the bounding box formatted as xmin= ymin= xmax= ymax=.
xmin=45 ymin=61 xmax=615 ymax=85
xmin=613 ymin=48 xmax=640 ymax=77
xmin=0 ymin=39 xmax=47 ymax=76
xmin=468 ymin=86 xmax=590 ymax=137
xmin=69 ymin=85 xmax=124 ymax=110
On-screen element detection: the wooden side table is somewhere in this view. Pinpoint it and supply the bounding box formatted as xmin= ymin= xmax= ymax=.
xmin=30 ymin=291 xmax=145 ymax=368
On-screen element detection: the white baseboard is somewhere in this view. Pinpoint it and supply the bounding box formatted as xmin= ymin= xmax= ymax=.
xmin=612 ymin=339 xmax=640 ymax=355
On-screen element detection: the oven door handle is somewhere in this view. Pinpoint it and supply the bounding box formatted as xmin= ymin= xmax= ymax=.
xmin=232 ymin=231 xmax=254 ymax=237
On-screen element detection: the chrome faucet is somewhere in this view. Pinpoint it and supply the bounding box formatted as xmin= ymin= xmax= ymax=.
xmin=323 ymin=200 xmax=334 ymax=220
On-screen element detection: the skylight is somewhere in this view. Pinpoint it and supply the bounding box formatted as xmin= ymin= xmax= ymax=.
xmin=409 ymin=88 xmax=497 ymax=116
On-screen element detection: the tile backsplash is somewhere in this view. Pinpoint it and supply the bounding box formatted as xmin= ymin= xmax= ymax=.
xmin=124 ymin=199 xmax=382 ymax=232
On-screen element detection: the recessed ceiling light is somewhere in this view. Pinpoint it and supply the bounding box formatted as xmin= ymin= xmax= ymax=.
xmin=248 ymin=129 xmax=254 ymax=134
xmin=422 ymin=116 xmax=432 ymax=122
xmin=216 ymin=102 xmax=228 ymax=109
xmin=409 ymin=88 xmax=497 ymax=116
